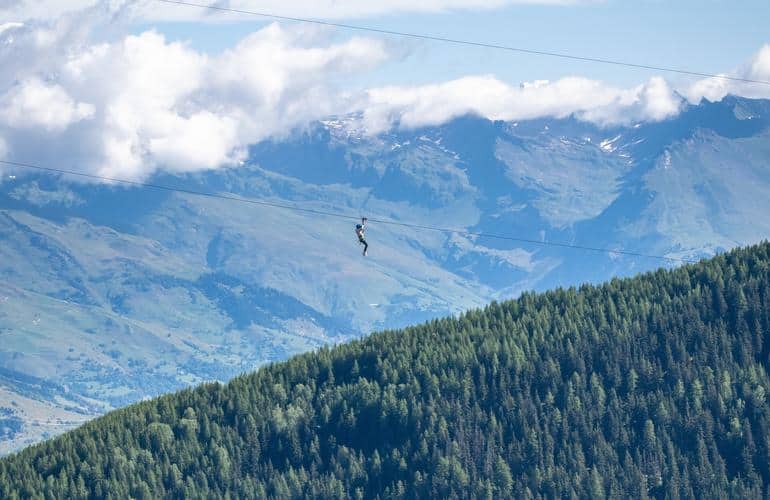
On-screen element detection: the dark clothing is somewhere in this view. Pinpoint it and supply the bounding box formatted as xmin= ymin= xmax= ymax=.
xmin=356 ymin=218 xmax=368 ymax=255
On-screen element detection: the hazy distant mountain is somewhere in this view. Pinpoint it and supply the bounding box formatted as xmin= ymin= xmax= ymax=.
xmin=1 ymin=95 xmax=769 ymax=454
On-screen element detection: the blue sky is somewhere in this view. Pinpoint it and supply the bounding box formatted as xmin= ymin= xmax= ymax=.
xmin=140 ymin=0 xmax=770 ymax=89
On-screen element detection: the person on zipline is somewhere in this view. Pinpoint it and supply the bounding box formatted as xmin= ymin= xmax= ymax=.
xmin=355 ymin=217 xmax=368 ymax=256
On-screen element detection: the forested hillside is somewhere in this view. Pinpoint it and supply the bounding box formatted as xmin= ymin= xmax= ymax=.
xmin=3 ymin=242 xmax=770 ymax=498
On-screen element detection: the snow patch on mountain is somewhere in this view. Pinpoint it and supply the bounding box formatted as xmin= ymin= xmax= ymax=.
xmin=600 ymin=135 xmax=622 ymax=153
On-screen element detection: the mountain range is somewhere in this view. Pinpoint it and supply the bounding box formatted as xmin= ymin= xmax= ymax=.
xmin=1 ymin=95 xmax=769 ymax=454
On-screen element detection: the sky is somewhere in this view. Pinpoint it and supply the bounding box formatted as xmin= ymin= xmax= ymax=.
xmin=0 ymin=0 xmax=769 ymax=180
xmin=140 ymin=1 xmax=770 ymax=88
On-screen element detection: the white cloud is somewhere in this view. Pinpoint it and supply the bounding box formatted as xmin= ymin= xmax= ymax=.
xmin=748 ymin=44 xmax=770 ymax=81
xmin=1 ymin=0 xmax=594 ymax=23
xmin=686 ymin=44 xmax=770 ymax=103
xmin=0 ymin=23 xmax=387 ymax=179
xmin=0 ymin=22 xmax=24 ymax=35
xmin=0 ymin=135 xmax=7 ymax=180
xmin=147 ymin=112 xmax=242 ymax=172
xmin=578 ymin=76 xmax=682 ymax=125
xmin=0 ymin=79 xmax=95 ymax=131
xmin=0 ymin=0 xmax=100 ymax=22
xmin=362 ymin=74 xmax=682 ymax=132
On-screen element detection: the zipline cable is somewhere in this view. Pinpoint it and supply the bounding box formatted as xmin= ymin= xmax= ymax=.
xmin=155 ymin=0 xmax=770 ymax=87
xmin=1 ymin=159 xmax=699 ymax=264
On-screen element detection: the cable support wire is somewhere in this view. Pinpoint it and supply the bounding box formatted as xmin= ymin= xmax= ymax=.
xmin=156 ymin=0 xmax=770 ymax=87
xmin=1 ymin=159 xmax=699 ymax=263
